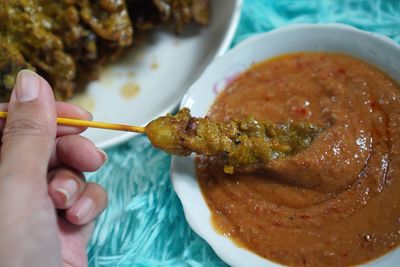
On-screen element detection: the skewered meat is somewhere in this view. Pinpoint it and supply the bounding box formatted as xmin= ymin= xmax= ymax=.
xmin=146 ymin=108 xmax=323 ymax=174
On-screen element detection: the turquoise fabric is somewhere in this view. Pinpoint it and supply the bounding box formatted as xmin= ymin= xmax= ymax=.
xmin=87 ymin=1 xmax=400 ymax=266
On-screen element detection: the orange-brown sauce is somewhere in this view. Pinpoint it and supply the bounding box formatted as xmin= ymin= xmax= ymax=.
xmin=197 ymin=53 xmax=400 ymax=266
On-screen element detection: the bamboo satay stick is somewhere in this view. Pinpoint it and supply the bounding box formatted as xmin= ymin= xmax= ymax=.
xmin=0 ymin=111 xmax=146 ymax=134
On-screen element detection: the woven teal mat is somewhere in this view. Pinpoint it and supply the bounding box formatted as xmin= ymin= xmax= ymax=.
xmin=87 ymin=1 xmax=400 ymax=266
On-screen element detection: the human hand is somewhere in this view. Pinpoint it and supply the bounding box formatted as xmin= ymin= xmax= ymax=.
xmin=0 ymin=70 xmax=108 ymax=267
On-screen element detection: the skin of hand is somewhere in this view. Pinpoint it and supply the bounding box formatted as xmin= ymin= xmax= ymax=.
xmin=0 ymin=70 xmax=108 ymax=267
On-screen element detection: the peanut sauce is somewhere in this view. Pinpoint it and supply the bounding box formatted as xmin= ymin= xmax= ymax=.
xmin=197 ymin=53 xmax=400 ymax=266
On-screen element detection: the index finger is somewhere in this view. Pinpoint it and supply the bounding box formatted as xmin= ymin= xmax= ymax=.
xmin=0 ymin=101 xmax=92 ymax=136
xmin=55 ymin=102 xmax=92 ymax=136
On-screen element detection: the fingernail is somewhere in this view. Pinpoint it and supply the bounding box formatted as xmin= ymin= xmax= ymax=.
xmin=55 ymin=179 xmax=77 ymax=205
xmin=73 ymin=197 xmax=94 ymax=221
xmin=98 ymin=148 xmax=108 ymax=163
xmin=15 ymin=70 xmax=40 ymax=102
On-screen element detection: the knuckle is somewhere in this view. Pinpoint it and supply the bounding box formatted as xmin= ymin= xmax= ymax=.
xmin=89 ymin=182 xmax=108 ymax=205
xmin=2 ymin=118 xmax=52 ymax=139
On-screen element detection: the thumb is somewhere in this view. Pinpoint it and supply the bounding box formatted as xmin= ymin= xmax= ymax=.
xmin=0 ymin=70 xmax=57 ymax=187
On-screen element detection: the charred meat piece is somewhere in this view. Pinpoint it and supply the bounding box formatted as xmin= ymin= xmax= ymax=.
xmin=146 ymin=108 xmax=323 ymax=174
xmin=0 ymin=0 xmax=132 ymax=100
xmin=0 ymin=40 xmax=34 ymax=100
xmin=0 ymin=0 xmax=76 ymax=99
xmin=127 ymin=0 xmax=209 ymax=32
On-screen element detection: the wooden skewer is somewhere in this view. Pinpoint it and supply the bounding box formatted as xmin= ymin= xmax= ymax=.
xmin=0 ymin=111 xmax=147 ymax=134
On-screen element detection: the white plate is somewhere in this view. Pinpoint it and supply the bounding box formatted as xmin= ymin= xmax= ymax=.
xmin=70 ymin=0 xmax=243 ymax=148
xmin=171 ymin=24 xmax=400 ymax=267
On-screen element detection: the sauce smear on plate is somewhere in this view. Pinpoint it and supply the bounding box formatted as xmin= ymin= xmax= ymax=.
xmin=197 ymin=52 xmax=400 ymax=266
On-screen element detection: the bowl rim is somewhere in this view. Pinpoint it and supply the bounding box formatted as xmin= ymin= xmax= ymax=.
xmin=181 ymin=22 xmax=400 ymax=107
xmin=172 ymin=23 xmax=400 ymax=267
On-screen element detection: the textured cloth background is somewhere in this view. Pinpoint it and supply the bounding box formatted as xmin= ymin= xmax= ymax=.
xmin=87 ymin=0 xmax=400 ymax=266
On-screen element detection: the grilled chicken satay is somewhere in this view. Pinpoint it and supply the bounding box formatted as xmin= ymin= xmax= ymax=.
xmin=146 ymin=108 xmax=323 ymax=173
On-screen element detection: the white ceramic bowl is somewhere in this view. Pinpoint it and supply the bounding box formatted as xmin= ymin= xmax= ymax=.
xmin=171 ymin=24 xmax=400 ymax=267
